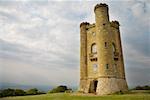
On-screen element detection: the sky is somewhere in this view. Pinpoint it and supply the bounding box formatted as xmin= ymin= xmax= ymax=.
xmin=0 ymin=0 xmax=150 ymax=90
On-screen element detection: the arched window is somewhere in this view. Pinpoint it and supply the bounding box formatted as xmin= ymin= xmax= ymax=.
xmin=92 ymin=32 xmax=96 ymax=36
xmin=114 ymin=64 xmax=117 ymax=73
xmin=93 ymin=64 xmax=98 ymax=72
xmin=112 ymin=43 xmax=116 ymax=52
xmin=91 ymin=43 xmax=97 ymax=53
xmin=112 ymin=43 xmax=119 ymax=60
xmin=105 ymin=64 xmax=109 ymax=69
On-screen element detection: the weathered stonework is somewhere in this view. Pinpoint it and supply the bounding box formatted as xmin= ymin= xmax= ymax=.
xmin=79 ymin=3 xmax=128 ymax=95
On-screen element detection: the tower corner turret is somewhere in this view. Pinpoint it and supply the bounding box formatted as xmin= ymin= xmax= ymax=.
xmin=80 ymin=22 xmax=90 ymax=28
xmin=110 ymin=20 xmax=120 ymax=29
xmin=94 ymin=3 xmax=108 ymax=12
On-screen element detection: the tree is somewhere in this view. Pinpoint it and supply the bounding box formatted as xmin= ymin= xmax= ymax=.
xmin=134 ymin=85 xmax=150 ymax=90
xmin=143 ymin=85 xmax=150 ymax=90
xmin=26 ymin=88 xmax=38 ymax=95
xmin=135 ymin=86 xmax=142 ymax=90
xmin=0 ymin=90 xmax=3 ymax=97
xmin=48 ymin=85 xmax=68 ymax=93
xmin=14 ymin=89 xmax=25 ymax=96
xmin=0 ymin=88 xmax=15 ymax=97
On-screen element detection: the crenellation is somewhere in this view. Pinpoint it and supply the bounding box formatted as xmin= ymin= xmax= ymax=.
xmin=94 ymin=3 xmax=108 ymax=12
xmin=86 ymin=23 xmax=95 ymax=29
xmin=80 ymin=22 xmax=90 ymax=27
xmin=110 ymin=21 xmax=120 ymax=29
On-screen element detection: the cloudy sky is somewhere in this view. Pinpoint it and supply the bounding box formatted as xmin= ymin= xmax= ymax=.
xmin=0 ymin=0 xmax=150 ymax=90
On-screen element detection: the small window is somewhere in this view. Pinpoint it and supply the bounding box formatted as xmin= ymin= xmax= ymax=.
xmin=105 ymin=64 xmax=109 ymax=69
xmin=114 ymin=64 xmax=117 ymax=73
xmin=112 ymin=43 xmax=116 ymax=52
xmin=91 ymin=43 xmax=97 ymax=53
xmin=105 ymin=42 xmax=107 ymax=47
xmin=93 ymin=64 xmax=98 ymax=72
xmin=92 ymin=32 xmax=96 ymax=36
xmin=90 ymin=58 xmax=97 ymax=62
xmin=103 ymin=23 xmax=106 ymax=26
xmin=95 ymin=58 xmax=97 ymax=61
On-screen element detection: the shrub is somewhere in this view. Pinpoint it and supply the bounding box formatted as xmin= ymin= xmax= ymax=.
xmin=134 ymin=85 xmax=150 ymax=90
xmin=26 ymin=88 xmax=38 ymax=95
xmin=37 ymin=90 xmax=46 ymax=95
xmin=135 ymin=86 xmax=142 ymax=90
xmin=143 ymin=85 xmax=150 ymax=90
xmin=48 ymin=85 xmax=68 ymax=93
xmin=0 ymin=88 xmax=45 ymax=97
xmin=0 ymin=88 xmax=15 ymax=97
xmin=65 ymin=89 xmax=73 ymax=93
xmin=0 ymin=90 xmax=2 ymax=97
xmin=113 ymin=90 xmax=124 ymax=95
xmin=14 ymin=89 xmax=25 ymax=96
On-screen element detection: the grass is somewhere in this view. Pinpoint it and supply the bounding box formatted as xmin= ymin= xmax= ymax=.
xmin=1 ymin=90 xmax=150 ymax=100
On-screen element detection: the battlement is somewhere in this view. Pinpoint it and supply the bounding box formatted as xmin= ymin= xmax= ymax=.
xmin=86 ymin=23 xmax=95 ymax=29
xmin=110 ymin=21 xmax=120 ymax=29
xmin=80 ymin=22 xmax=90 ymax=27
xmin=94 ymin=3 xmax=108 ymax=11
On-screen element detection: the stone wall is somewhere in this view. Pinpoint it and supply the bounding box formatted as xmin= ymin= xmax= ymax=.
xmin=96 ymin=78 xmax=119 ymax=95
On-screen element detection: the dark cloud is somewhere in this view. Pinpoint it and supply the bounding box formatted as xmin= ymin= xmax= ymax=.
xmin=126 ymin=60 xmax=150 ymax=88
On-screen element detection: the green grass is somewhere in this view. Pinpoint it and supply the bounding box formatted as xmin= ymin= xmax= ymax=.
xmin=1 ymin=91 xmax=150 ymax=100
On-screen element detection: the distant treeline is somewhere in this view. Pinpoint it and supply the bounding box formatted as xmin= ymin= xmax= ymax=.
xmin=48 ymin=85 xmax=73 ymax=93
xmin=133 ymin=85 xmax=150 ymax=90
xmin=0 ymin=85 xmax=73 ymax=98
xmin=0 ymin=88 xmax=45 ymax=98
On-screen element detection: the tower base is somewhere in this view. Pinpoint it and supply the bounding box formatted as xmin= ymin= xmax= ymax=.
xmin=96 ymin=78 xmax=120 ymax=95
xmin=117 ymin=78 xmax=128 ymax=91
xmin=79 ymin=78 xmax=128 ymax=95
xmin=79 ymin=79 xmax=88 ymax=93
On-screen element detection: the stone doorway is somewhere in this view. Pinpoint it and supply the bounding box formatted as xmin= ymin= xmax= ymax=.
xmin=89 ymin=80 xmax=98 ymax=93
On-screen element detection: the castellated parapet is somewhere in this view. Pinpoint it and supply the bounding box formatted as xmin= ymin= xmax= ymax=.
xmin=110 ymin=21 xmax=120 ymax=29
xmin=79 ymin=3 xmax=128 ymax=95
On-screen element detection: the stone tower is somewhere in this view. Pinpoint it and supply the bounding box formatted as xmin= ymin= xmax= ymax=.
xmin=79 ymin=3 xmax=128 ymax=95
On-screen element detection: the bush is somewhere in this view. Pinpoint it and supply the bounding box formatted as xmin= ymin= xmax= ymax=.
xmin=0 ymin=90 xmax=2 ymax=97
xmin=65 ymin=89 xmax=73 ymax=93
xmin=0 ymin=88 xmax=26 ymax=97
xmin=14 ymin=89 xmax=25 ymax=96
xmin=142 ymin=85 xmax=150 ymax=90
xmin=134 ymin=85 xmax=150 ymax=90
xmin=113 ymin=90 xmax=124 ymax=95
xmin=0 ymin=88 xmax=45 ymax=97
xmin=0 ymin=88 xmax=15 ymax=97
xmin=37 ymin=91 xmax=46 ymax=95
xmin=48 ymin=85 xmax=68 ymax=93
xmin=26 ymin=88 xmax=38 ymax=95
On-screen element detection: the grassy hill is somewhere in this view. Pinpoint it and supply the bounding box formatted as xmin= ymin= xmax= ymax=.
xmin=1 ymin=90 xmax=150 ymax=100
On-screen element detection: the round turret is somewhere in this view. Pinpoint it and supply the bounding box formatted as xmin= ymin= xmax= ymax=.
xmin=94 ymin=3 xmax=109 ymax=23
xmin=110 ymin=21 xmax=120 ymax=29
xmin=80 ymin=22 xmax=89 ymax=27
xmin=94 ymin=3 xmax=108 ymax=12
xmin=80 ymin=22 xmax=88 ymax=80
